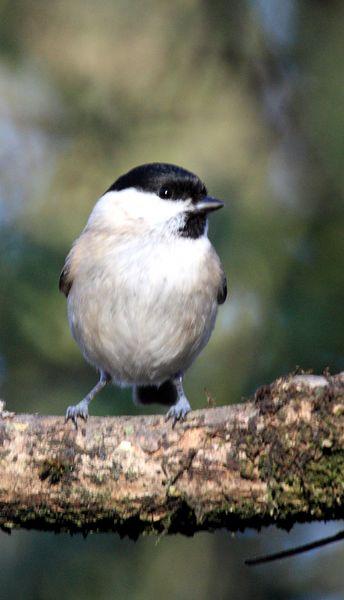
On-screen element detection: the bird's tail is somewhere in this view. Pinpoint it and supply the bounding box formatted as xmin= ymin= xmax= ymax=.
xmin=133 ymin=380 xmax=177 ymax=406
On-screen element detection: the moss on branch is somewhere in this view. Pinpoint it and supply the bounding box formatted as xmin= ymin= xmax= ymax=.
xmin=0 ymin=372 xmax=343 ymax=537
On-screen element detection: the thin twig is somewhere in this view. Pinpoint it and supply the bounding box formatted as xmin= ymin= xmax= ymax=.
xmin=245 ymin=530 xmax=344 ymax=566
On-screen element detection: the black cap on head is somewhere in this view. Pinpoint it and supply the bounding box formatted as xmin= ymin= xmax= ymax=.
xmin=106 ymin=163 xmax=207 ymax=202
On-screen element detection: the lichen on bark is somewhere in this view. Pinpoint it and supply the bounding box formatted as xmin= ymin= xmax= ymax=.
xmin=0 ymin=372 xmax=343 ymax=537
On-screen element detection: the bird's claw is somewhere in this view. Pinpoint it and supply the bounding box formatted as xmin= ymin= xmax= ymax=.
xmin=165 ymin=397 xmax=191 ymax=427
xmin=65 ymin=401 xmax=89 ymax=430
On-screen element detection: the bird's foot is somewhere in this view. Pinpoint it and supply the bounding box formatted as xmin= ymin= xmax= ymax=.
xmin=165 ymin=396 xmax=191 ymax=426
xmin=65 ymin=398 xmax=89 ymax=429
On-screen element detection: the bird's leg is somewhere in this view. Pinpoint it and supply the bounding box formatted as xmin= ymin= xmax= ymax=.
xmin=165 ymin=372 xmax=191 ymax=424
xmin=65 ymin=371 xmax=111 ymax=429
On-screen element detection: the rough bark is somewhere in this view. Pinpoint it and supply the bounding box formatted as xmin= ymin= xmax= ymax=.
xmin=0 ymin=372 xmax=343 ymax=537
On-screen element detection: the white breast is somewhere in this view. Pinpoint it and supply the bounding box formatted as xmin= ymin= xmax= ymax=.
xmin=67 ymin=232 xmax=221 ymax=385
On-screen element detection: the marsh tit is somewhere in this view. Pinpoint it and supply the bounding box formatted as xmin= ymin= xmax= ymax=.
xmin=60 ymin=163 xmax=227 ymax=426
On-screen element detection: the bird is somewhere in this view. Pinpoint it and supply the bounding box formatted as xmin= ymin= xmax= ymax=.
xmin=59 ymin=162 xmax=227 ymax=427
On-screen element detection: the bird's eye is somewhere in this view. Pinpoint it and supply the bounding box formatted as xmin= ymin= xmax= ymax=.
xmin=159 ymin=186 xmax=172 ymax=200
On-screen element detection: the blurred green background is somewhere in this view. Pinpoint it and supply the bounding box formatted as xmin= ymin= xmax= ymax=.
xmin=0 ymin=1 xmax=343 ymax=598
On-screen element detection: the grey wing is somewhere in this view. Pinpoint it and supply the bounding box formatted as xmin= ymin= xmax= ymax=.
xmin=59 ymin=233 xmax=87 ymax=298
xmin=217 ymin=270 xmax=227 ymax=305
xmin=59 ymin=256 xmax=73 ymax=297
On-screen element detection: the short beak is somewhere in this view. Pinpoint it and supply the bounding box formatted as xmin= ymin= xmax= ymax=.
xmin=193 ymin=196 xmax=224 ymax=214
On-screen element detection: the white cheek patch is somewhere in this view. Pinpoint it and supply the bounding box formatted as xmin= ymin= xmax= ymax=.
xmin=88 ymin=188 xmax=189 ymax=231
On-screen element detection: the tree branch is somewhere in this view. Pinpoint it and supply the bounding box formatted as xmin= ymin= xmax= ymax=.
xmin=0 ymin=372 xmax=343 ymax=537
